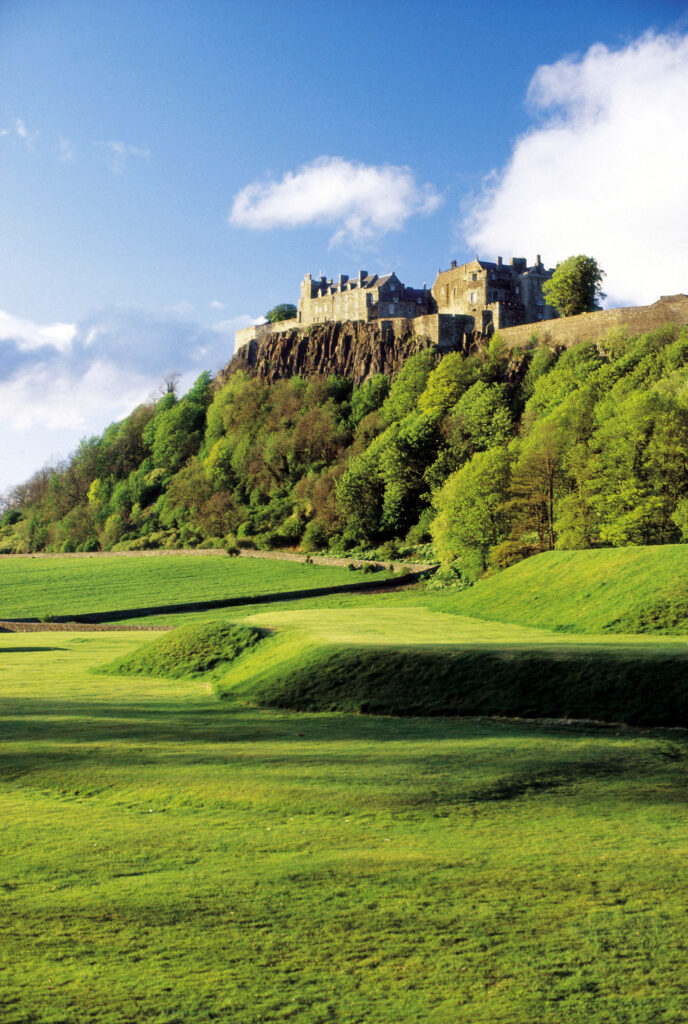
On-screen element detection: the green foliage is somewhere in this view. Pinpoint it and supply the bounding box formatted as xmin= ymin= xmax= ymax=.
xmin=542 ymin=254 xmax=606 ymax=317
xmin=265 ymin=303 xmax=297 ymax=323
xmin=381 ymin=349 xmax=437 ymax=423
xmin=350 ymin=373 xmax=389 ymax=426
xmin=5 ymin=319 xmax=688 ymax=580
xmin=447 ymin=381 xmax=513 ymax=461
xmin=432 ymin=447 xmax=512 ymax=580
xmin=417 ymin=351 xmax=477 ymax=414
xmin=98 ymin=620 xmax=263 ymax=678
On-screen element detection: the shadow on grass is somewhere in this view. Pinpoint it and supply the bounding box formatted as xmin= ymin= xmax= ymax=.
xmin=0 ymin=646 xmax=68 ymax=653
xmin=246 ymin=643 xmax=688 ymax=729
xmin=1 ymin=703 xmax=683 ymax=811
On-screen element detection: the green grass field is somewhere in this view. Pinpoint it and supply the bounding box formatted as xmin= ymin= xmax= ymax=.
xmin=2 ymin=549 xmax=687 ymax=1022
xmin=1 ymin=629 xmax=687 ymax=1023
xmin=443 ymin=546 xmax=688 ymax=634
xmin=0 ymin=553 xmax=394 ymax=623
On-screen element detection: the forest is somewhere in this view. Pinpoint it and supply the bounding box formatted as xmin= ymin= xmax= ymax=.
xmin=3 ymin=322 xmax=688 ymax=583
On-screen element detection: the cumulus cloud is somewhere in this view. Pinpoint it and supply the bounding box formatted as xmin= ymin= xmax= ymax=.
xmin=463 ymin=32 xmax=688 ymax=307
xmin=230 ymin=156 xmax=442 ymax=245
xmin=0 ymin=305 xmax=257 ymax=491
xmin=0 ymin=310 xmax=76 ymax=354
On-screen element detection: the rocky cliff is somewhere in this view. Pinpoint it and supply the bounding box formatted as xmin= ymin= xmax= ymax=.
xmin=218 ymin=320 xmax=441 ymax=386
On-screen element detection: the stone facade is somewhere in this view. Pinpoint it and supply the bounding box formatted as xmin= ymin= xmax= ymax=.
xmin=235 ymin=256 xmax=559 ymax=353
xmin=432 ymin=255 xmax=557 ymax=332
xmin=297 ymin=270 xmax=433 ymax=326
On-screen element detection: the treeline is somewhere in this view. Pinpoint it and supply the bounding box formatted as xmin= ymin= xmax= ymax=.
xmin=3 ymin=324 xmax=688 ymax=581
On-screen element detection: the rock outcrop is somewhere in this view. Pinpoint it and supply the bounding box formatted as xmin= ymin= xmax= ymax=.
xmin=218 ymin=320 xmax=441 ymax=386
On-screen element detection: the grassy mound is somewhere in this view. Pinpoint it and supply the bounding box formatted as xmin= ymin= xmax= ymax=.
xmin=97 ymin=621 xmax=264 ymax=678
xmin=444 ymin=546 xmax=688 ymax=634
xmin=222 ymin=634 xmax=688 ymax=728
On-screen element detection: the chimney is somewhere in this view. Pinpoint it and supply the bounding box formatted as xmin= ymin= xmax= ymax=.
xmin=536 ymin=254 xmax=542 ymax=267
xmin=359 ymin=269 xmax=368 ymax=283
xmin=451 ymin=260 xmax=457 ymax=269
xmin=497 ymin=256 xmax=502 ymax=267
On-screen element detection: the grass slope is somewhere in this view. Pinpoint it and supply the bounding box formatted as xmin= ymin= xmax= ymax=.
xmin=214 ymin=607 xmax=688 ymax=728
xmin=96 ymin=620 xmax=264 ymax=678
xmin=0 ymin=552 xmax=392 ymax=622
xmin=1 ymin=629 xmax=687 ymax=1024
xmin=445 ymin=546 xmax=688 ymax=634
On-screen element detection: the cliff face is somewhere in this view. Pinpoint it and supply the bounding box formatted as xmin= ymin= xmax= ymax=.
xmin=218 ymin=320 xmax=439 ymax=386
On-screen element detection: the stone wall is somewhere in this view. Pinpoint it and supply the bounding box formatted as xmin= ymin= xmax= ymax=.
xmin=235 ymin=318 xmax=300 ymax=350
xmin=496 ymin=295 xmax=688 ymax=350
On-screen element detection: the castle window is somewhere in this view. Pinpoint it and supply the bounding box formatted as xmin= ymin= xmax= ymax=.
xmin=471 ymin=273 xmax=477 ymax=281
xmin=470 ymin=291 xmax=478 ymax=304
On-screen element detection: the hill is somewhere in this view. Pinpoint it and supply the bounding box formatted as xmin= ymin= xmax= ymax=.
xmin=3 ymin=322 xmax=688 ymax=587
xmin=212 ymin=605 xmax=688 ymax=727
xmin=443 ymin=546 xmax=688 ymax=634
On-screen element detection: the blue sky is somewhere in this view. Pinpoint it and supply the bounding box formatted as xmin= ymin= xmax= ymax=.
xmin=2 ymin=0 xmax=688 ymax=492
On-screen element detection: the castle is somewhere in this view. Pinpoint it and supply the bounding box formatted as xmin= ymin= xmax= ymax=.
xmin=235 ymin=255 xmax=557 ymax=352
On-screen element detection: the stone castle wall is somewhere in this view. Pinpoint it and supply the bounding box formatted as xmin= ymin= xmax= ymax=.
xmin=495 ymin=295 xmax=688 ymax=350
xmin=226 ymin=295 xmax=688 ymax=388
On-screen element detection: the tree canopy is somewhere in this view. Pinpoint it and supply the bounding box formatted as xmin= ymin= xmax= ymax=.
xmin=265 ymin=304 xmax=298 ymax=323
xmin=543 ymin=255 xmax=606 ymax=317
xmin=4 ymin=322 xmax=688 ymax=579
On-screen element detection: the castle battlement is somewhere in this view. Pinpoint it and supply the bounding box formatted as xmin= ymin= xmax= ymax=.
xmin=235 ymin=256 xmax=556 ymax=352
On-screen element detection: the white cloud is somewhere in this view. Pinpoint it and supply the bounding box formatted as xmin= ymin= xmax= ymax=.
xmin=58 ymin=136 xmax=74 ymax=163
xmin=209 ymin=299 xmax=225 ymax=310
xmin=0 ymin=304 xmax=258 ymax=492
xmin=15 ymin=118 xmax=27 ymax=139
xmin=230 ymin=156 xmax=442 ymax=245
xmin=463 ymin=32 xmax=688 ymax=307
xmin=0 ymin=309 xmax=76 ymax=353
xmin=99 ymin=140 xmax=151 ymax=174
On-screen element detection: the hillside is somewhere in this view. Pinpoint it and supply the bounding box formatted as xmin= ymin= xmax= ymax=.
xmin=3 ymin=321 xmax=688 ymax=585
xmin=444 ymin=546 xmax=688 ymax=633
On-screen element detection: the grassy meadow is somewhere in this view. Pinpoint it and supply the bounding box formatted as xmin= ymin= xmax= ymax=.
xmin=1 ymin=550 xmax=688 ymax=1022
xmin=444 ymin=546 xmax=688 ymax=634
xmin=0 ymin=552 xmax=394 ymax=623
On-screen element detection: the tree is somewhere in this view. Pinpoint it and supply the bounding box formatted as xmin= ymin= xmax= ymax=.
xmin=381 ymin=350 xmax=438 ymax=423
xmin=265 ymin=304 xmax=297 ymax=323
xmin=543 ymin=255 xmax=606 ymax=317
xmin=431 ymin=447 xmax=512 ymax=580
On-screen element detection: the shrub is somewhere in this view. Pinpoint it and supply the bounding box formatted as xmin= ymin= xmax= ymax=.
xmin=302 ymin=519 xmax=329 ymax=553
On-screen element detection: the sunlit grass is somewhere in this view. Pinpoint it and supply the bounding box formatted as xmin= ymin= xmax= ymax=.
xmin=1 ymin=630 xmax=687 ymax=1022
xmin=0 ymin=552 xmax=392 ymax=622
xmin=443 ymin=545 xmax=688 ymax=633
